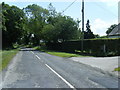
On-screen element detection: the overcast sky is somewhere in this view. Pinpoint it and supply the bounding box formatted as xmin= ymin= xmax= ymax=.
xmin=1 ymin=0 xmax=119 ymax=36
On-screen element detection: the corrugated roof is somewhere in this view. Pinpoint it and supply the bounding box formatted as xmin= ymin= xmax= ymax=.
xmin=109 ymin=23 xmax=120 ymax=36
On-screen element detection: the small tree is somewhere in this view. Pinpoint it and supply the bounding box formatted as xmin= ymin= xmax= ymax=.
xmin=106 ymin=24 xmax=117 ymax=35
xmin=84 ymin=20 xmax=95 ymax=39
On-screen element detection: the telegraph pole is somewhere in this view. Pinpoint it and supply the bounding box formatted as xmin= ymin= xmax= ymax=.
xmin=81 ymin=0 xmax=84 ymax=53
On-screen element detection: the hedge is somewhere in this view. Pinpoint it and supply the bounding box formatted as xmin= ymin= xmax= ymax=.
xmin=46 ymin=38 xmax=120 ymax=56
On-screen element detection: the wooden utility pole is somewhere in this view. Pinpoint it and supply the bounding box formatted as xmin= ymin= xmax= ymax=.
xmin=81 ymin=0 xmax=84 ymax=53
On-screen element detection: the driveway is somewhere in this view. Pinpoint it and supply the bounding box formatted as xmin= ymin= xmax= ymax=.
xmin=70 ymin=56 xmax=119 ymax=77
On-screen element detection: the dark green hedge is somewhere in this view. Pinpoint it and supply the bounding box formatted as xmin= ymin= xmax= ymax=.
xmin=46 ymin=38 xmax=120 ymax=56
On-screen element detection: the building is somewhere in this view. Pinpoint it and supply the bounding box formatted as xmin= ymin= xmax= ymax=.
xmin=108 ymin=23 xmax=120 ymax=38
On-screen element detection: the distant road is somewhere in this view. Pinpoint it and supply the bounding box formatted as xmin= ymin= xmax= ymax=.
xmin=1 ymin=48 xmax=119 ymax=88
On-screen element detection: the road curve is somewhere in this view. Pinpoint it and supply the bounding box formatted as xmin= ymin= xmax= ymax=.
xmin=1 ymin=48 xmax=119 ymax=88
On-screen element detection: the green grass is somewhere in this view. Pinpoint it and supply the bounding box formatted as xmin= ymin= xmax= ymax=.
xmin=33 ymin=46 xmax=47 ymax=52
xmin=0 ymin=49 xmax=18 ymax=71
xmin=33 ymin=46 xmax=89 ymax=57
xmin=46 ymin=51 xmax=83 ymax=57
xmin=114 ymin=67 xmax=120 ymax=71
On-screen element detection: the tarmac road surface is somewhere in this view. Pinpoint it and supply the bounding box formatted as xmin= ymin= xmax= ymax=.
xmin=1 ymin=48 xmax=119 ymax=88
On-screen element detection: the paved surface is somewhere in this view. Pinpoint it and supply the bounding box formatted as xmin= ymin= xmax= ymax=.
xmin=70 ymin=56 xmax=119 ymax=77
xmin=1 ymin=48 xmax=119 ymax=88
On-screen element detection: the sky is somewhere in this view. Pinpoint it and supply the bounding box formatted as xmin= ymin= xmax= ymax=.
xmin=1 ymin=0 xmax=119 ymax=36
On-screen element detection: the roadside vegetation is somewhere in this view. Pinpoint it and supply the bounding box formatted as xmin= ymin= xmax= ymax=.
xmin=114 ymin=67 xmax=120 ymax=71
xmin=46 ymin=51 xmax=83 ymax=57
xmin=33 ymin=46 xmax=90 ymax=57
xmin=0 ymin=49 xmax=18 ymax=71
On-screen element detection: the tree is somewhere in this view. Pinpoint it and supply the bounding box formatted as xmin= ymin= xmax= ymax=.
xmin=48 ymin=3 xmax=56 ymax=17
xmin=41 ymin=4 xmax=80 ymax=42
xmin=106 ymin=24 xmax=117 ymax=35
xmin=94 ymin=34 xmax=100 ymax=38
xmin=41 ymin=15 xmax=80 ymax=42
xmin=56 ymin=16 xmax=80 ymax=41
xmin=2 ymin=2 xmax=25 ymax=48
xmin=23 ymin=4 xmax=49 ymax=45
xmin=84 ymin=20 xmax=95 ymax=39
xmin=42 ymin=24 xmax=57 ymax=42
xmin=47 ymin=3 xmax=58 ymax=25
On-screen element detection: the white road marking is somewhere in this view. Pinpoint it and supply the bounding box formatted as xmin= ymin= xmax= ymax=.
xmin=35 ymin=55 xmax=41 ymax=60
xmin=31 ymin=52 xmax=75 ymax=89
xmin=31 ymin=51 xmax=41 ymax=60
xmin=45 ymin=64 xmax=75 ymax=89
xmin=31 ymin=51 xmax=34 ymax=54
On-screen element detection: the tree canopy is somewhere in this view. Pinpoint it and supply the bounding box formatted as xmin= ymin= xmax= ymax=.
xmin=1 ymin=2 xmax=85 ymax=48
xmin=2 ymin=2 xmax=25 ymax=48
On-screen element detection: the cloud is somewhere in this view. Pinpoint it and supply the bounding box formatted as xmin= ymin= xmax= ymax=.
xmin=91 ymin=18 xmax=117 ymax=36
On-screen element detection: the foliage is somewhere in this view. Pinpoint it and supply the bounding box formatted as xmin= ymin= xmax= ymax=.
xmin=114 ymin=67 xmax=120 ymax=71
xmin=2 ymin=2 xmax=81 ymax=48
xmin=42 ymin=24 xmax=57 ymax=42
xmin=99 ymin=35 xmax=107 ymax=38
xmin=55 ymin=16 xmax=80 ymax=42
xmin=94 ymin=34 xmax=100 ymax=38
xmin=106 ymin=24 xmax=117 ymax=35
xmin=23 ymin=4 xmax=49 ymax=45
xmin=46 ymin=38 xmax=120 ymax=57
xmin=33 ymin=46 xmax=86 ymax=57
xmin=84 ymin=20 xmax=95 ymax=39
xmin=2 ymin=2 xmax=25 ymax=48
xmin=48 ymin=3 xmax=57 ymax=17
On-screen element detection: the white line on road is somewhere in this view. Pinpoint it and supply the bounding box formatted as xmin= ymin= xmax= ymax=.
xmin=45 ymin=64 xmax=75 ymax=89
xmin=31 ymin=51 xmax=34 ymax=54
xmin=31 ymin=51 xmax=42 ymax=61
xmin=31 ymin=52 xmax=75 ymax=89
xmin=35 ymin=55 xmax=41 ymax=60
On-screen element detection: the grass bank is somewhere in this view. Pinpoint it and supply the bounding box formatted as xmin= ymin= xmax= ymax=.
xmin=0 ymin=49 xmax=18 ymax=71
xmin=33 ymin=46 xmax=90 ymax=57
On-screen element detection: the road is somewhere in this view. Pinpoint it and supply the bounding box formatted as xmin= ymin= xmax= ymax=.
xmin=1 ymin=48 xmax=119 ymax=88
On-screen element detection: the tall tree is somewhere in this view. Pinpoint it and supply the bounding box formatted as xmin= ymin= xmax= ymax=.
xmin=23 ymin=4 xmax=49 ymax=45
xmin=56 ymin=16 xmax=80 ymax=41
xmin=2 ymin=2 xmax=25 ymax=48
xmin=84 ymin=20 xmax=95 ymax=39
xmin=48 ymin=3 xmax=56 ymax=17
xmin=42 ymin=15 xmax=80 ymax=42
xmin=47 ymin=3 xmax=57 ymax=25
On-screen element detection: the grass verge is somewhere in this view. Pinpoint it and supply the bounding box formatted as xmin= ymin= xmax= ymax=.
xmin=0 ymin=49 xmax=18 ymax=71
xmin=114 ymin=67 xmax=120 ymax=71
xmin=46 ymin=51 xmax=83 ymax=57
xmin=33 ymin=46 xmax=89 ymax=57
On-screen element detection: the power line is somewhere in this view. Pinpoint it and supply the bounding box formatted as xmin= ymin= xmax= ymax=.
xmin=61 ymin=0 xmax=77 ymax=14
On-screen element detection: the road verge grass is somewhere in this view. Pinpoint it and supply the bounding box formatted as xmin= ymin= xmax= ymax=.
xmin=114 ymin=67 xmax=120 ymax=71
xmin=0 ymin=49 xmax=18 ymax=71
xmin=46 ymin=51 xmax=82 ymax=57
xmin=33 ymin=46 xmax=90 ymax=57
